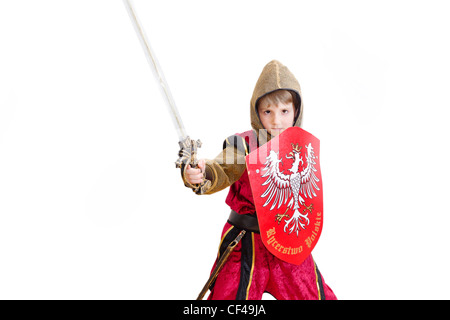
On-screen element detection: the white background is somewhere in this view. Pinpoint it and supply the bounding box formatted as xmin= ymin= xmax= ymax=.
xmin=1 ymin=0 xmax=450 ymax=300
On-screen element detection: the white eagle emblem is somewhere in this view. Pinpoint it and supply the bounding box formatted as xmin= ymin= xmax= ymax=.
xmin=260 ymin=143 xmax=320 ymax=236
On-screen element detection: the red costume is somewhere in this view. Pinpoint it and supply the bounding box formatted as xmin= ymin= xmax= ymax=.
xmin=208 ymin=130 xmax=336 ymax=300
xmin=183 ymin=61 xmax=336 ymax=300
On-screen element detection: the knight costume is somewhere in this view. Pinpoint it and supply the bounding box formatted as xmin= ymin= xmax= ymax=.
xmin=182 ymin=60 xmax=336 ymax=300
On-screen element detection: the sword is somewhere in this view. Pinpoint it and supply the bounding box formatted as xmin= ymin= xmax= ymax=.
xmin=123 ymin=0 xmax=210 ymax=193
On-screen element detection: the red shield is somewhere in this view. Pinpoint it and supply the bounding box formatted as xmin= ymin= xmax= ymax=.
xmin=246 ymin=127 xmax=323 ymax=265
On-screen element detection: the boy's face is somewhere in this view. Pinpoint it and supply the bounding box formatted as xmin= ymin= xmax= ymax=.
xmin=257 ymin=101 xmax=295 ymax=137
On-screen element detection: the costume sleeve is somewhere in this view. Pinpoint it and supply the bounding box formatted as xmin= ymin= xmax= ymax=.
xmin=181 ymin=135 xmax=249 ymax=195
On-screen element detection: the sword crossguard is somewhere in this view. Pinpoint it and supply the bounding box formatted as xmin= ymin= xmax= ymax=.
xmin=176 ymin=136 xmax=211 ymax=194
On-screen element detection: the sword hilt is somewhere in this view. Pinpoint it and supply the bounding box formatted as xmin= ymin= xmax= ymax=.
xmin=176 ymin=136 xmax=211 ymax=194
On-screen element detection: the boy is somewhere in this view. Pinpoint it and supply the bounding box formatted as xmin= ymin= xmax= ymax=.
xmin=183 ymin=60 xmax=336 ymax=300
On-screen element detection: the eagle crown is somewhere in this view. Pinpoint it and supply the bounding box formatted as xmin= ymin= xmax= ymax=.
xmin=286 ymin=143 xmax=303 ymax=174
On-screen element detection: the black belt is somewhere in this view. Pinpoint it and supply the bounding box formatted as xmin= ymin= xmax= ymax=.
xmin=227 ymin=210 xmax=259 ymax=233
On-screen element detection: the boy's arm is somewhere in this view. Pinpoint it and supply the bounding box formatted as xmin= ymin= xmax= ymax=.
xmin=181 ymin=135 xmax=248 ymax=195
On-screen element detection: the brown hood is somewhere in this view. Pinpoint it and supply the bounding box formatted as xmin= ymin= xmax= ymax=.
xmin=250 ymin=60 xmax=303 ymax=141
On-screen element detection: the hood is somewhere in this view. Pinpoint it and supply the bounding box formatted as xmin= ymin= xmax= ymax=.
xmin=250 ymin=60 xmax=303 ymax=141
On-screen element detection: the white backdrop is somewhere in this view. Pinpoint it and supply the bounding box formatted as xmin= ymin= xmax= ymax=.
xmin=1 ymin=0 xmax=450 ymax=300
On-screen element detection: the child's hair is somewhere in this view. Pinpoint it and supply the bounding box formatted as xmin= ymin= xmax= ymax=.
xmin=257 ymin=90 xmax=292 ymax=109
xmin=257 ymin=89 xmax=300 ymax=122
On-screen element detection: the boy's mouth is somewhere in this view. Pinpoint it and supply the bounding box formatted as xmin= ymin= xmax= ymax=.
xmin=270 ymin=128 xmax=285 ymax=135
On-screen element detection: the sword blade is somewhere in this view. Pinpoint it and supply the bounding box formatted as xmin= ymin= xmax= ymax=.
xmin=123 ymin=0 xmax=187 ymax=141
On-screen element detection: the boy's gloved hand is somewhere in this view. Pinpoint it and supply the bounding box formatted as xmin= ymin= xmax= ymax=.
xmin=185 ymin=159 xmax=206 ymax=185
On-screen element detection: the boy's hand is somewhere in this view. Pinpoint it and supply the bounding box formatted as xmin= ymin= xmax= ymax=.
xmin=185 ymin=159 xmax=206 ymax=185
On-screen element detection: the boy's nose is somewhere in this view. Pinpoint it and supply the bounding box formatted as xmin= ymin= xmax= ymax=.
xmin=272 ymin=113 xmax=282 ymax=125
